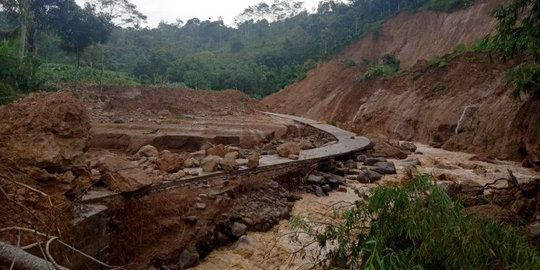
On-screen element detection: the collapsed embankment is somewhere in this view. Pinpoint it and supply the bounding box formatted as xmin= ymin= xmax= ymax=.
xmin=262 ymin=0 xmax=539 ymax=164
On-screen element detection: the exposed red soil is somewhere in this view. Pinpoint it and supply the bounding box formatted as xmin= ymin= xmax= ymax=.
xmin=0 ymin=91 xmax=92 ymax=250
xmin=73 ymin=86 xmax=267 ymax=124
xmin=262 ymin=0 xmax=539 ymax=164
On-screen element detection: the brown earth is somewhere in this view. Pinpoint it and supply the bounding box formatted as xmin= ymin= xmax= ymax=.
xmin=0 ymin=92 xmax=92 ymax=250
xmin=73 ymin=86 xmax=267 ymax=124
xmin=262 ymin=0 xmax=539 ymax=164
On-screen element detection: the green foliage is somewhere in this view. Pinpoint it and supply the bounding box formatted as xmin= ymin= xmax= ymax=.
xmin=37 ymin=63 xmax=139 ymax=86
xmin=306 ymin=175 xmax=540 ymax=269
xmin=433 ymin=82 xmax=446 ymax=90
xmin=505 ymin=64 xmax=540 ymax=97
xmin=421 ymin=0 xmax=475 ymax=12
xmin=363 ymin=54 xmax=401 ymax=80
xmin=0 ymin=38 xmax=42 ymax=103
xmin=428 ymin=56 xmax=447 ymax=68
xmin=535 ymin=122 xmax=540 ymax=132
xmin=345 ymin=59 xmax=356 ymax=67
xmin=328 ymin=120 xmax=336 ymax=126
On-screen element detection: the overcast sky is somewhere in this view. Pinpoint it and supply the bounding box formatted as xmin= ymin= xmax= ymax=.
xmin=76 ymin=0 xmax=326 ymax=28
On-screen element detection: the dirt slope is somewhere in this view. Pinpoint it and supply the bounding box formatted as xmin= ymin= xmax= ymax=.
xmin=263 ymin=0 xmax=503 ymax=119
xmin=262 ymin=0 xmax=540 ymax=162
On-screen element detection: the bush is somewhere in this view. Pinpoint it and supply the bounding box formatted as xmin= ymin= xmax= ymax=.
xmin=362 ymin=54 xmax=401 ymax=80
xmin=294 ymin=175 xmax=540 ymax=269
xmin=37 ymin=63 xmax=140 ymax=87
xmin=428 ymin=56 xmax=448 ymax=68
xmin=345 ymin=59 xmax=356 ymax=67
xmin=505 ymin=64 xmax=540 ymax=98
xmin=433 ymin=82 xmax=446 ymax=90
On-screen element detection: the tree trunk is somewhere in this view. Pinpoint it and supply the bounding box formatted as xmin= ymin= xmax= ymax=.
xmin=18 ymin=21 xmax=27 ymax=62
xmin=99 ymin=44 xmax=105 ymax=96
xmin=0 ymin=241 xmax=69 ymax=270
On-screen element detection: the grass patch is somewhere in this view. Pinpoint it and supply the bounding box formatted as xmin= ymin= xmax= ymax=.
xmin=37 ymin=63 xmax=140 ymax=87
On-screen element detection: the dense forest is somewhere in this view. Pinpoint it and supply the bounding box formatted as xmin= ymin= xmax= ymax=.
xmin=0 ymin=0 xmax=537 ymax=99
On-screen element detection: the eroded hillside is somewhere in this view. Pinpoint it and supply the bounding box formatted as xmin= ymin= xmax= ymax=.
xmin=263 ymin=0 xmax=539 ymax=164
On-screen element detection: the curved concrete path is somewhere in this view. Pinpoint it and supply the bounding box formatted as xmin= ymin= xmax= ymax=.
xmin=82 ymin=113 xmax=371 ymax=203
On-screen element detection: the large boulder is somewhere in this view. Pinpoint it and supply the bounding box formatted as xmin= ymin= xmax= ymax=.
xmin=157 ymin=152 xmax=189 ymax=173
xmin=220 ymin=155 xmax=239 ymax=172
xmin=247 ymin=153 xmax=260 ymax=169
xmin=277 ymin=142 xmax=301 ymax=158
xmin=372 ymin=161 xmax=397 ymax=175
xmin=136 ymin=145 xmax=159 ymax=158
xmin=207 ymin=144 xmax=229 ymax=158
xmin=96 ymin=154 xmax=152 ymax=193
xmin=201 ymin=155 xmax=222 ymax=172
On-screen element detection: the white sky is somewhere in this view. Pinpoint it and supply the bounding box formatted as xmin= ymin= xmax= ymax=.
xmin=76 ymin=0 xmax=326 ymax=28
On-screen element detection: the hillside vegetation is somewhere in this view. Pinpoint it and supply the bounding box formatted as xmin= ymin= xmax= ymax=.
xmin=1 ymin=0 xmax=475 ymax=100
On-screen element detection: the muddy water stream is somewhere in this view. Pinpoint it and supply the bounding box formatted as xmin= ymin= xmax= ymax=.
xmin=194 ymin=144 xmax=540 ymax=270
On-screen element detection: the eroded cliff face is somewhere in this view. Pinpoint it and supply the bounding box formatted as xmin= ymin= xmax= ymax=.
xmin=262 ymin=0 xmax=539 ymax=163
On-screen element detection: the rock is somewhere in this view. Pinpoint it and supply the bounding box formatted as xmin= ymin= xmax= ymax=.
xmin=277 ymin=142 xmax=301 ymax=158
xmin=459 ymin=180 xmax=483 ymax=195
xmin=336 ymin=161 xmax=345 ymax=168
xmin=322 ymin=184 xmax=331 ymax=193
xmin=314 ymin=186 xmax=326 ymax=197
xmin=189 ymin=150 xmax=206 ymax=161
xmin=364 ymin=157 xmax=387 ymax=166
xmin=403 ymin=157 xmax=421 ymax=166
xmin=404 ymin=165 xmax=421 ymax=178
xmin=436 ymin=162 xmax=460 ymax=170
xmin=354 ymin=154 xmax=367 ymax=162
xmin=325 ymin=174 xmax=345 ymax=188
xmin=220 ymin=155 xmax=239 ymax=172
xmin=231 ymin=235 xmax=253 ymax=250
xmin=183 ymin=158 xmax=200 ymax=168
xmin=366 ymin=170 xmax=383 ymax=182
xmin=247 ymin=153 xmax=260 ymax=169
xmin=158 ymin=152 xmax=188 ymax=173
xmin=372 ymin=138 xmax=409 ymax=159
xmin=207 ymin=144 xmax=229 ymax=158
xmin=201 ymin=155 xmax=222 ymax=172
xmin=194 ymin=202 xmax=206 ymax=210
xmin=298 ymin=139 xmax=314 ymax=150
xmin=96 ymin=154 xmax=153 ymax=193
xmin=357 ymin=171 xmax=370 ymax=183
xmin=288 ymin=154 xmax=299 ymax=160
xmin=178 ymin=249 xmax=199 ymax=269
xmin=527 ymin=222 xmax=540 ymax=240
xmin=90 ymin=169 xmax=101 ymax=182
xmin=372 ymin=162 xmax=397 ymax=175
xmin=400 ymin=141 xmax=417 ymax=152
xmin=183 ymin=216 xmax=198 ymax=225
xmin=333 ymin=167 xmax=350 ymax=176
xmin=345 ymin=159 xmax=357 ymax=169
xmin=136 ymin=145 xmax=159 ymax=158
xmin=306 ymin=175 xmax=326 ymax=185
xmin=225 ymin=151 xmax=239 ymax=160
xmin=231 ymin=222 xmax=247 ymax=237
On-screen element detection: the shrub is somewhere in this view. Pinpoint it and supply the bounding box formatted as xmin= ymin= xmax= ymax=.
xmin=362 ymin=54 xmax=401 ymax=80
xmin=428 ymin=56 xmax=448 ymax=68
xmin=505 ymin=64 xmax=540 ymax=98
xmin=345 ymin=59 xmax=356 ymax=67
xmin=433 ymin=82 xmax=446 ymax=91
xmin=294 ymin=175 xmax=540 ymax=269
